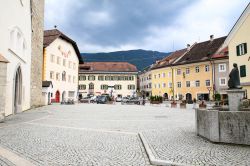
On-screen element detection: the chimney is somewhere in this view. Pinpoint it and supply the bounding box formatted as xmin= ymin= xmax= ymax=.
xmin=187 ymin=44 xmax=190 ymax=51
xmin=210 ymin=35 xmax=214 ymax=42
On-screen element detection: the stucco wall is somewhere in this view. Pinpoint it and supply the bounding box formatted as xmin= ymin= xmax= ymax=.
xmin=139 ymin=70 xmax=152 ymax=95
xmin=0 ymin=1 xmax=32 ymax=115
xmin=30 ymin=0 xmax=44 ymax=107
xmin=196 ymin=109 xmax=250 ymax=145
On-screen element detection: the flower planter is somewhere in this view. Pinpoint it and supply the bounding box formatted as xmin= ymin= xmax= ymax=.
xmin=180 ymin=103 xmax=186 ymax=109
xmin=150 ymin=101 xmax=161 ymax=104
xmin=171 ymin=103 xmax=177 ymax=108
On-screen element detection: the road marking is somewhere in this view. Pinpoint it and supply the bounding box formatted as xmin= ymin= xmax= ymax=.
xmin=0 ymin=146 xmax=35 ymax=166
xmin=25 ymin=122 xmax=137 ymax=135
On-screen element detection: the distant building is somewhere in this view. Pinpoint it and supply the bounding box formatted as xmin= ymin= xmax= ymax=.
xmin=222 ymin=3 xmax=250 ymax=99
xmin=0 ymin=1 xmax=44 ymax=116
xmin=138 ymin=66 xmax=152 ymax=97
xmin=79 ymin=62 xmax=138 ymax=98
xmin=43 ymin=29 xmax=82 ymax=103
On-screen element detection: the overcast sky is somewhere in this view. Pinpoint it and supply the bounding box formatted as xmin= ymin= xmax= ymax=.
xmin=45 ymin=0 xmax=249 ymax=53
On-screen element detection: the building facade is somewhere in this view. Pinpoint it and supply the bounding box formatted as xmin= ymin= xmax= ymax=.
xmin=43 ymin=29 xmax=82 ymax=103
xmin=223 ymin=3 xmax=250 ymax=99
xmin=79 ymin=62 xmax=138 ymax=98
xmin=0 ymin=1 xmax=33 ymax=116
xmin=151 ymin=49 xmax=187 ymax=99
xmin=138 ymin=66 xmax=152 ymax=97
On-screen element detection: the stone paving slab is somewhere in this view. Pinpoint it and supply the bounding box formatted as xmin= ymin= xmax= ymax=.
xmin=0 ymin=156 xmax=15 ymax=166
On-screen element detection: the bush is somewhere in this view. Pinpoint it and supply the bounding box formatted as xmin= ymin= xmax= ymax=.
xmin=150 ymin=95 xmax=163 ymax=102
xmin=214 ymin=93 xmax=221 ymax=101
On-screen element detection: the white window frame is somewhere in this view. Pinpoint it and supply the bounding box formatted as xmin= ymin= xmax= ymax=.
xmin=205 ymin=80 xmax=210 ymax=87
xmin=195 ymin=66 xmax=200 ymax=73
xmin=219 ymin=64 xmax=226 ymax=72
xmin=219 ymin=77 xmax=227 ymax=86
xmin=205 ymin=65 xmax=210 ymax=72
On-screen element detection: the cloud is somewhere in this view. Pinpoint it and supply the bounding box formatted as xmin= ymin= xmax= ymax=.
xmin=45 ymin=0 xmax=249 ymax=52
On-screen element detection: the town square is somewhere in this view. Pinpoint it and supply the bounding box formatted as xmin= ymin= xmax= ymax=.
xmin=0 ymin=0 xmax=250 ymax=166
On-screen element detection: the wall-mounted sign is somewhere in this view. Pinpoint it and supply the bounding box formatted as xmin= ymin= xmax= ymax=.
xmin=58 ymin=45 xmax=71 ymax=58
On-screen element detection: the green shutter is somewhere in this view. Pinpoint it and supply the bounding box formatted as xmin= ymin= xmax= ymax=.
xmin=244 ymin=43 xmax=247 ymax=54
xmin=240 ymin=65 xmax=246 ymax=77
xmin=236 ymin=45 xmax=240 ymax=56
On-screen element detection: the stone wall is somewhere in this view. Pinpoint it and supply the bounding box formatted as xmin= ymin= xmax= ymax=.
xmin=0 ymin=63 xmax=7 ymax=114
xmin=196 ymin=109 xmax=250 ymax=145
xmin=30 ymin=0 xmax=45 ymax=107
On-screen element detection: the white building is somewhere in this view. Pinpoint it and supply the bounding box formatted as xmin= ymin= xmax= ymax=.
xmin=138 ymin=66 xmax=152 ymax=97
xmin=43 ymin=29 xmax=82 ymax=103
xmin=0 ymin=1 xmax=32 ymax=116
xmin=79 ymin=62 xmax=138 ymax=98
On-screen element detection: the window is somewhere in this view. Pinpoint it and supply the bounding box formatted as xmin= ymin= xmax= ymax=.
xmin=62 ymin=71 xmax=66 ymax=81
xmin=114 ymin=85 xmax=122 ymax=90
xmin=158 ymin=83 xmax=160 ymax=88
xmin=205 ymin=65 xmax=210 ymax=72
xmin=79 ymin=75 xmax=86 ymax=81
xmin=10 ymin=27 xmax=26 ymax=57
xmin=149 ymin=74 xmax=152 ymax=80
xmin=101 ymin=84 xmax=108 ymax=90
xmin=177 ymin=69 xmax=181 ymax=75
xmin=154 ymin=75 xmax=156 ymax=79
xmin=219 ymin=78 xmax=226 ymax=86
xmin=149 ymin=83 xmax=152 ymax=88
xmin=168 ymin=72 xmax=171 ymax=77
xmin=158 ymin=74 xmax=160 ymax=78
xmin=162 ymin=73 xmax=165 ymax=78
xmin=57 ymin=57 xmax=61 ymax=65
xmin=168 ymin=82 xmax=172 ymax=88
xmin=240 ymin=65 xmax=246 ymax=77
xmin=56 ymin=73 xmax=60 ymax=81
xmin=98 ymin=76 xmax=104 ymax=81
xmin=186 ymin=68 xmax=190 ymax=74
xmin=236 ymin=43 xmax=247 ymax=56
xmin=50 ymin=71 xmax=54 ymax=79
xmin=163 ymin=83 xmax=166 ymax=88
xmin=68 ymin=91 xmax=75 ymax=97
xmin=154 ymin=84 xmax=157 ymax=88
xmin=68 ymin=75 xmax=71 ymax=83
xmin=88 ymin=75 xmax=95 ymax=81
xmin=219 ymin=64 xmax=226 ymax=72
xmin=205 ymin=80 xmax=210 ymax=87
xmin=50 ymin=54 xmax=55 ymax=63
xmin=128 ymin=85 xmax=135 ymax=90
xmin=63 ymin=59 xmax=66 ymax=66
xmin=186 ymin=81 xmax=190 ymax=87
xmin=89 ymin=83 xmax=94 ymax=89
xmin=79 ymin=85 xmax=86 ymax=90
xmin=195 ymin=66 xmax=200 ymax=73
xmin=195 ymin=80 xmax=200 ymax=87
xmin=177 ymin=82 xmax=181 ymax=88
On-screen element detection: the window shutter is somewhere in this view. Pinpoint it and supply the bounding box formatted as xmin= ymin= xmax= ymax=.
xmin=236 ymin=45 xmax=240 ymax=56
xmin=244 ymin=43 xmax=247 ymax=54
xmin=240 ymin=65 xmax=246 ymax=77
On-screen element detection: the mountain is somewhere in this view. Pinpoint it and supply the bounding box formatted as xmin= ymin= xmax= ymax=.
xmin=81 ymin=49 xmax=171 ymax=71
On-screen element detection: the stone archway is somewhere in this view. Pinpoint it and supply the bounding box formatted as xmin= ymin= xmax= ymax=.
xmin=14 ymin=66 xmax=22 ymax=114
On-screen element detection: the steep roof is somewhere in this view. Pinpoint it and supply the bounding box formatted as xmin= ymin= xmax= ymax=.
xmin=151 ymin=48 xmax=187 ymax=69
xmin=175 ymin=36 xmax=227 ymax=65
xmin=0 ymin=54 xmax=9 ymax=63
xmin=79 ymin=62 xmax=138 ymax=73
xmin=44 ymin=29 xmax=83 ymax=63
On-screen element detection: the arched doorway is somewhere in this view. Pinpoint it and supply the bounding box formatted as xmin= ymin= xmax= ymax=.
xmin=55 ymin=91 xmax=60 ymax=103
xmin=62 ymin=91 xmax=66 ymax=102
xmin=186 ymin=93 xmax=192 ymax=102
xmin=163 ymin=93 xmax=168 ymax=100
xmin=14 ymin=66 xmax=22 ymax=114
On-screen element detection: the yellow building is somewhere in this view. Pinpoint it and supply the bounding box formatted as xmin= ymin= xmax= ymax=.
xmin=173 ymin=36 xmax=226 ymax=101
xmin=223 ymin=3 xmax=250 ymax=99
xmin=151 ymin=49 xmax=187 ymax=99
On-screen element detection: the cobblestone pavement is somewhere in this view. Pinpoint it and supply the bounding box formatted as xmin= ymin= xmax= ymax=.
xmin=0 ymin=104 xmax=249 ymax=165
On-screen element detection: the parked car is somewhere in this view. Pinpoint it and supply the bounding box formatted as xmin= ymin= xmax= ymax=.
xmin=116 ymin=95 xmax=122 ymax=102
xmin=121 ymin=97 xmax=142 ymax=105
xmin=97 ymin=95 xmax=109 ymax=104
xmin=90 ymin=96 xmax=97 ymax=103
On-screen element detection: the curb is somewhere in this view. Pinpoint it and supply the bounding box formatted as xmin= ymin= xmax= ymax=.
xmin=138 ymin=133 xmax=191 ymax=166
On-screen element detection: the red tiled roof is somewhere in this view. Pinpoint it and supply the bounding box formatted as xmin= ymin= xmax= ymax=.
xmin=44 ymin=29 xmax=83 ymax=63
xmin=175 ymin=36 xmax=227 ymax=65
xmin=79 ymin=62 xmax=138 ymax=72
xmin=151 ymin=48 xmax=187 ymax=69
xmin=0 ymin=54 xmax=9 ymax=63
xmin=212 ymin=47 xmax=228 ymax=59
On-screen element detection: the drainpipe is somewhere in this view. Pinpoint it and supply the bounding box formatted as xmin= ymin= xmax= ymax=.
xmin=209 ymin=58 xmax=215 ymax=99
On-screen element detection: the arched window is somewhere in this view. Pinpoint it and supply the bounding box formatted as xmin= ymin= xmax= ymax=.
xmin=62 ymin=71 xmax=66 ymax=81
xmin=89 ymin=83 xmax=94 ymax=89
xmin=10 ymin=27 xmax=26 ymax=57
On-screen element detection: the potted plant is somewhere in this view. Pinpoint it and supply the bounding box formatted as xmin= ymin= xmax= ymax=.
xmin=180 ymin=100 xmax=186 ymax=109
xmin=214 ymin=93 xmax=221 ymax=106
xmin=150 ymin=96 xmax=163 ymax=104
